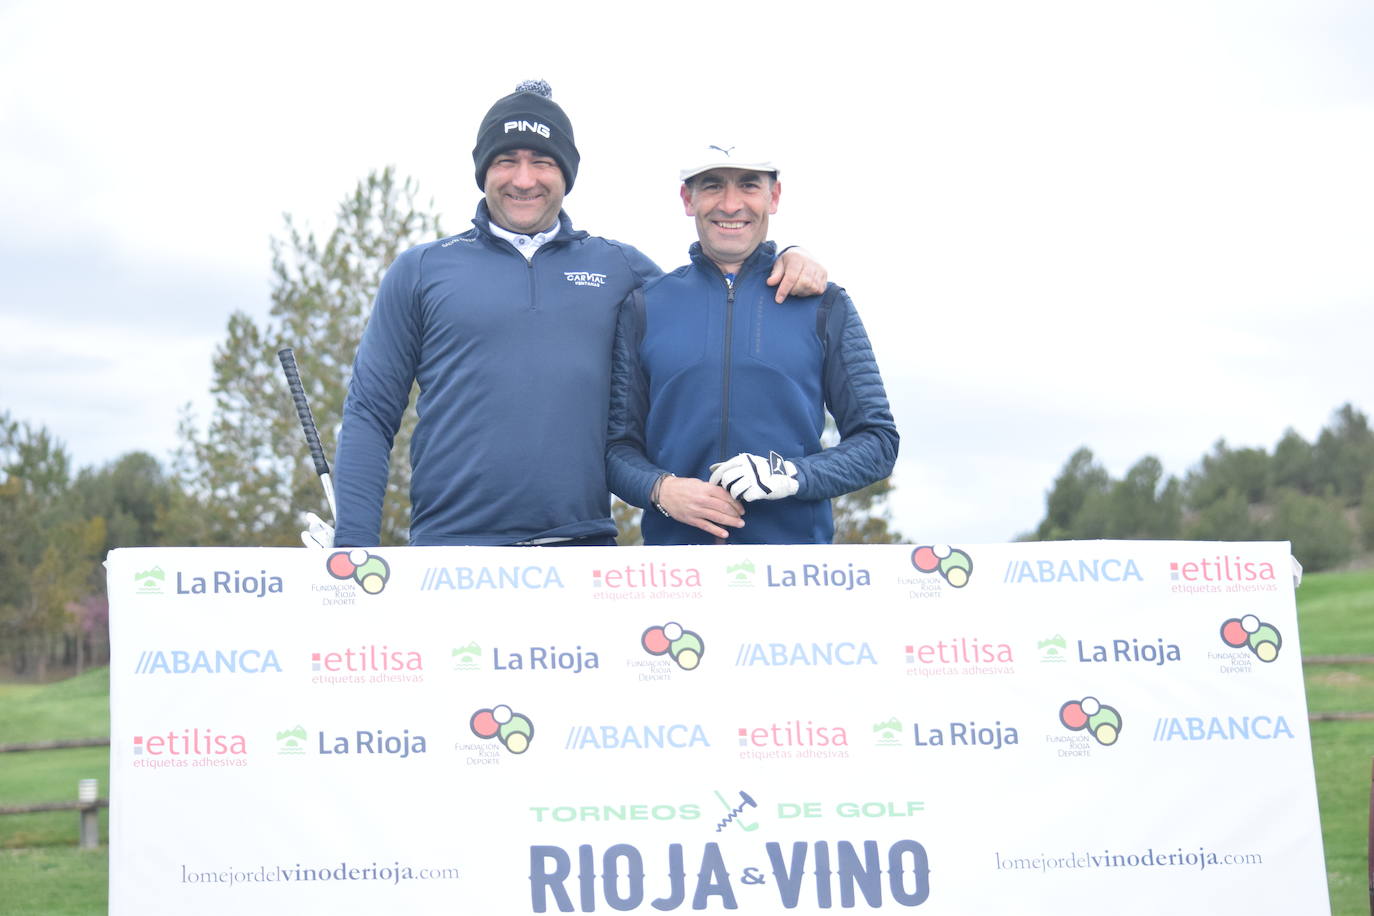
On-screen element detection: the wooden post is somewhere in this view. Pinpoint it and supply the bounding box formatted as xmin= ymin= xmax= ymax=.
xmin=78 ymin=779 xmax=98 ymax=850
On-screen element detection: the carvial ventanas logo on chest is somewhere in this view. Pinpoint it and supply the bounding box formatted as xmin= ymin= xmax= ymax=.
xmin=564 ymin=271 xmax=608 ymax=287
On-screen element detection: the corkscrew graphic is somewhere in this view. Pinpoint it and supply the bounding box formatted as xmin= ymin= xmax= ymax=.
xmin=713 ymin=789 xmax=759 ymax=832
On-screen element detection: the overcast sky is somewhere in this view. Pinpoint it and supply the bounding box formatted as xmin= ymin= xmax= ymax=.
xmin=2 ymin=0 xmax=1371 ymax=543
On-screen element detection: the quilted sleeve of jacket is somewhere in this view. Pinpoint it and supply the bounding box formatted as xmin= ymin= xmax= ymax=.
xmin=794 ymin=285 xmax=899 ymax=500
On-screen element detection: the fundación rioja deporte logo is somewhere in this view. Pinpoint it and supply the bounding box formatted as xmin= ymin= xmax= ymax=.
xmin=1219 ymin=615 xmax=1282 ymax=662
xmin=642 ymin=622 xmax=705 ymax=671
xmin=911 ymin=545 xmax=973 ymax=588
xmin=325 ymin=549 xmax=390 ymax=595
xmin=471 ymin=704 xmax=535 ymax=754
xmin=1059 ymin=696 xmax=1123 ymax=746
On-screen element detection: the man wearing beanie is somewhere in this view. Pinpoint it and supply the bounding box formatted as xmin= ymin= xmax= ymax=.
xmin=607 ymin=145 xmax=899 ymax=545
xmin=329 ymin=81 xmax=826 ymax=547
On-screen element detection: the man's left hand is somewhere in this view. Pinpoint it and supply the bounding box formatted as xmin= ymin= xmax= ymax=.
xmin=709 ymin=451 xmax=799 ymax=501
xmin=767 ymin=247 xmax=828 ymax=302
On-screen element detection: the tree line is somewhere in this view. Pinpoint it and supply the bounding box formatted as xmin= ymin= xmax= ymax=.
xmin=1026 ymin=403 xmax=1374 ymax=571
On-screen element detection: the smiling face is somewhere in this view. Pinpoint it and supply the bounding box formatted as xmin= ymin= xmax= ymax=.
xmin=681 ymin=168 xmax=780 ymax=274
xmin=484 ymin=148 xmax=566 ymax=234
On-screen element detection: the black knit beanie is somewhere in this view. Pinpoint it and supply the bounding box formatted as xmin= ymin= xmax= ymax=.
xmin=472 ymin=79 xmax=580 ymax=192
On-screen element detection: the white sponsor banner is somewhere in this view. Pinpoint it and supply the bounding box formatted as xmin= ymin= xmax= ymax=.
xmin=107 ymin=541 xmax=1329 ymax=914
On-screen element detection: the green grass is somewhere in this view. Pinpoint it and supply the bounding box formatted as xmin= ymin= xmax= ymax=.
xmin=0 ymin=667 xmax=110 ymax=914
xmin=1296 ymin=567 xmax=1374 ymax=916
xmin=1311 ymin=719 xmax=1374 ymax=914
xmin=0 ymin=847 xmax=108 ymax=916
xmin=3 ymin=572 xmax=1374 ymax=915
xmin=1294 ymin=567 xmax=1374 ymax=656
xmin=0 ymin=667 xmax=109 ymax=739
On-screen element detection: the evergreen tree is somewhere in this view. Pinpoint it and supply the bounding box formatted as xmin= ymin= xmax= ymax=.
xmin=176 ymin=169 xmax=442 ymax=545
xmin=1313 ymin=404 xmax=1374 ymax=505
xmin=1107 ymin=456 xmax=1182 ymax=538
xmin=1184 ymin=439 xmax=1270 ymax=508
xmin=1184 ymin=489 xmax=1262 ymax=541
xmin=1035 ymin=447 xmax=1111 ymax=540
xmin=1271 ymin=428 xmax=1316 ymax=494
xmin=1266 ymin=488 xmax=1353 ymax=571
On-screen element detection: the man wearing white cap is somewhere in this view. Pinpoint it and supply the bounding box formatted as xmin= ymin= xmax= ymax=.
xmin=607 ymin=146 xmax=899 ymax=545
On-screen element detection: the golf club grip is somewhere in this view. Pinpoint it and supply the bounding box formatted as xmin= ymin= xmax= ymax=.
xmin=277 ymin=348 xmax=331 ymax=478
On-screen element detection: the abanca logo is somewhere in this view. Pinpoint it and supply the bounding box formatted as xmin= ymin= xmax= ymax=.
xmin=134 ymin=649 xmax=282 ymax=675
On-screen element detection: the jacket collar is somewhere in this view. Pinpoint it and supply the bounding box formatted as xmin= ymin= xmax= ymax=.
xmin=688 ymin=239 xmax=778 ymax=280
xmin=471 ymin=199 xmax=588 ymax=243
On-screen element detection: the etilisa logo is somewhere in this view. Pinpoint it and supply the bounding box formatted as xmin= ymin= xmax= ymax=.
xmin=132 ymin=728 xmax=248 ymax=769
xmin=593 ymin=562 xmax=702 ymax=599
xmin=325 ymin=550 xmax=390 ymax=595
xmin=564 ymin=271 xmax=607 ymax=288
xmin=133 ymin=648 xmax=282 ymax=675
xmin=1059 ymin=696 xmax=1123 ymax=746
xmin=643 ymin=622 xmax=704 ymax=670
xmin=904 ymin=636 xmax=1013 ymax=677
xmin=310 ymin=644 xmax=424 ymax=685
xmin=911 ymin=545 xmax=973 ymax=588
xmin=737 ymin=720 xmax=849 ymax=760
xmin=472 ymin=704 xmax=535 ymax=754
xmin=134 ymin=566 xmax=165 ymax=595
xmin=1169 ymin=553 xmax=1278 ymax=595
xmin=421 ymin=564 xmax=563 ymax=590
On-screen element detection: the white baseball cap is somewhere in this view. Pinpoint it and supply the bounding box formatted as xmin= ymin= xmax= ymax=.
xmin=679 ymin=144 xmax=779 ymax=182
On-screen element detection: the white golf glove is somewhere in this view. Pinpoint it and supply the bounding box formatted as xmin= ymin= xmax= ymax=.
xmin=709 ymin=451 xmax=799 ymax=501
xmin=301 ymin=511 xmax=335 ymax=549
